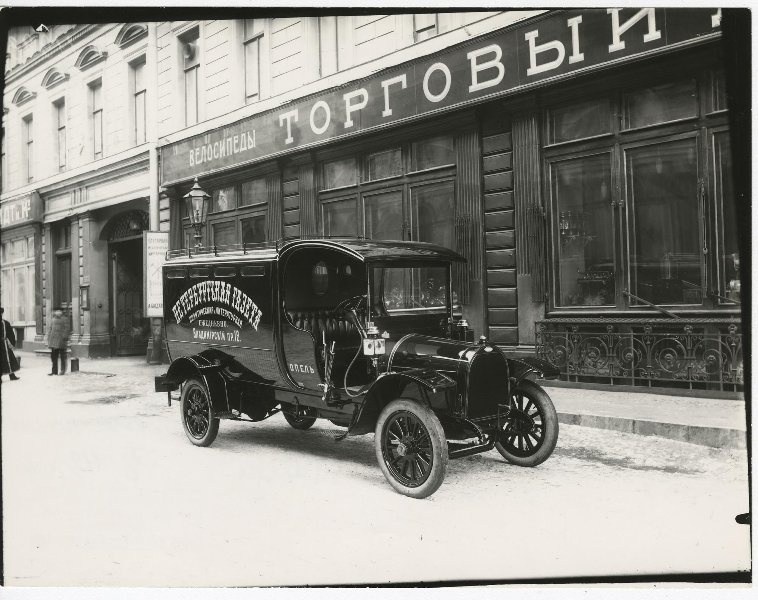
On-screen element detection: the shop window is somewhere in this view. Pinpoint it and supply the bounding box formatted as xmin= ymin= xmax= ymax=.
xmin=550 ymin=153 xmax=615 ymax=307
xmin=322 ymin=197 xmax=357 ymax=236
xmin=241 ymin=214 xmax=266 ymax=244
xmin=410 ymin=180 xmax=455 ymax=251
xmin=364 ymin=189 xmax=403 ymax=240
xmin=548 ymin=99 xmax=612 ymax=144
xmin=714 ymin=132 xmax=739 ymax=303
xmin=211 ymin=220 xmax=237 ymax=246
xmin=623 ymin=80 xmax=698 ymax=130
xmin=411 ymin=135 xmax=454 ymax=171
xmin=211 ymin=186 xmax=237 ymax=213
xmin=240 ymin=177 xmax=267 ymax=206
xmin=626 ymin=139 xmax=701 ymax=305
xmin=323 ymin=158 xmax=357 ymax=189
xmin=710 ymin=70 xmax=728 ymax=113
xmin=365 ymin=148 xmax=402 ymax=181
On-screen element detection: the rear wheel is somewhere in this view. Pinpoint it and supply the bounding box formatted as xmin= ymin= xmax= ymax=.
xmin=281 ymin=403 xmax=317 ymax=430
xmin=181 ymin=377 xmax=220 ymax=447
xmin=375 ymin=399 xmax=447 ymax=499
xmin=495 ymin=380 xmax=558 ymax=466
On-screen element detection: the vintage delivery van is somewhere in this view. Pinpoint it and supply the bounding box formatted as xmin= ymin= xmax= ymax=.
xmin=156 ymin=238 xmax=559 ymax=498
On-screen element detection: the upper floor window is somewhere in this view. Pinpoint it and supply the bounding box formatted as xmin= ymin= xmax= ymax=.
xmin=22 ymin=114 xmax=33 ymax=183
xmin=131 ymin=57 xmax=147 ymax=144
xmin=413 ymin=13 xmax=438 ymax=42
xmin=54 ymin=98 xmax=66 ymax=170
xmin=0 ymin=128 xmax=5 ymax=192
xmin=89 ymin=80 xmax=103 ymax=159
xmin=180 ymin=28 xmax=200 ymax=127
xmin=243 ymin=19 xmax=263 ymax=102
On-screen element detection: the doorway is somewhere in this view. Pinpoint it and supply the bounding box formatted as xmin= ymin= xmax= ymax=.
xmin=109 ymin=236 xmax=148 ymax=356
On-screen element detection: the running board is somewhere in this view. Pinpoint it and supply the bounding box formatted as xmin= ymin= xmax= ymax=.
xmin=448 ymin=437 xmax=495 ymax=459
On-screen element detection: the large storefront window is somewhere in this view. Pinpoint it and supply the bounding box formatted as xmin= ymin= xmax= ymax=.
xmin=0 ymin=234 xmax=35 ymax=323
xmin=550 ymin=153 xmax=615 ymax=307
xmin=545 ymin=69 xmax=734 ymax=312
xmin=318 ymin=135 xmax=456 ymax=251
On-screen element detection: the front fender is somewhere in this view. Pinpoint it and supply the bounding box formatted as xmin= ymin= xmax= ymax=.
xmin=507 ymin=356 xmax=561 ymax=387
xmin=346 ymin=369 xmax=455 ymax=436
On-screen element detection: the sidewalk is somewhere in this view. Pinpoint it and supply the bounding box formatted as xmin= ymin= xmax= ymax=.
xmin=9 ymin=351 xmax=748 ymax=450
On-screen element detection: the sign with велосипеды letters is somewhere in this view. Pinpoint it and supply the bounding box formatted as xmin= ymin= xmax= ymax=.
xmin=144 ymin=231 xmax=170 ymax=318
xmin=160 ymin=8 xmax=722 ymax=185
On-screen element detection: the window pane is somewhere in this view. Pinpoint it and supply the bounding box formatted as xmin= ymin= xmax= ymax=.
xmin=241 ymin=215 xmax=266 ymax=244
xmin=211 ymin=187 xmax=236 ymax=212
xmin=27 ymin=236 xmax=34 ymax=258
xmin=94 ymin=111 xmax=103 ymax=157
xmin=412 ymin=136 xmax=454 ymax=171
xmin=322 ymin=199 xmax=356 ymax=236
xmin=323 ymin=158 xmax=357 ymax=189
xmin=552 ymin=154 xmax=615 ymax=307
xmin=56 ymin=255 xmax=71 ymax=306
xmin=245 ymin=38 xmax=260 ymax=100
xmin=211 ymin=221 xmax=237 ymax=246
xmin=133 ymin=61 xmax=145 ymax=93
xmin=27 ymin=265 xmax=35 ymax=324
xmin=411 ymin=180 xmax=454 ymax=250
xmin=1 ymin=270 xmax=10 ymax=315
xmin=625 ymin=80 xmax=697 ymax=129
xmin=365 ymin=148 xmax=402 ymax=181
xmin=711 ymin=70 xmax=728 ymax=113
xmin=550 ymin=99 xmax=612 ymax=143
xmin=714 ymin=132 xmax=739 ymax=301
xmin=185 ymin=66 xmax=198 ymax=126
xmin=58 ymin=127 xmax=66 ymax=168
xmin=627 ymin=139 xmax=702 ymax=305
xmin=91 ymin=83 xmax=102 ymax=110
xmin=14 ymin=267 xmax=26 ymax=321
xmin=240 ymin=177 xmax=267 ymax=206
xmin=135 ymin=91 xmax=146 ymax=144
xmin=364 ymin=190 xmax=402 ymax=240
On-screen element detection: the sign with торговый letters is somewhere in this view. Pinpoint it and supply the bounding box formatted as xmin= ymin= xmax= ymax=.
xmin=160 ymin=8 xmax=722 ymax=185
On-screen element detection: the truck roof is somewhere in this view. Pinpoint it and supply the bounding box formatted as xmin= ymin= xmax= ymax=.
xmin=165 ymin=238 xmax=465 ymax=265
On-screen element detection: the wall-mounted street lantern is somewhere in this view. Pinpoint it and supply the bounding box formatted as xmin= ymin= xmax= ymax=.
xmin=183 ymin=177 xmax=210 ymax=249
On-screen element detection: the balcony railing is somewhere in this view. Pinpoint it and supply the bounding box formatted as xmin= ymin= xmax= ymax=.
xmin=535 ymin=318 xmax=743 ymax=392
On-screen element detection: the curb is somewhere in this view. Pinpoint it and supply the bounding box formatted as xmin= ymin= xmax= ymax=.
xmin=557 ymin=412 xmax=746 ymax=450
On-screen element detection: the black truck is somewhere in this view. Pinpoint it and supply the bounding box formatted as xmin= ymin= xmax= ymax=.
xmin=156 ymin=238 xmax=559 ymax=498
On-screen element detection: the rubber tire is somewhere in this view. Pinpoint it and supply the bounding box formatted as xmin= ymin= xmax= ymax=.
xmin=180 ymin=377 xmax=220 ymax=447
xmin=281 ymin=403 xmax=317 ymax=430
xmin=375 ymin=399 xmax=448 ymax=499
xmin=495 ymin=380 xmax=558 ymax=467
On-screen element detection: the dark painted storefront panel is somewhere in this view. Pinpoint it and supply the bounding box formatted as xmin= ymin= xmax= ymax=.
xmin=484 ymin=191 xmax=514 ymax=212
xmin=482 ymin=133 xmax=512 ymax=155
xmin=485 ymin=211 xmax=514 ymax=230
xmin=489 ymin=326 xmax=519 ymax=345
xmin=487 ymin=269 xmax=516 ymax=287
xmin=485 ymin=230 xmax=515 ymax=249
xmin=483 ymin=152 xmax=512 ymax=174
xmin=483 ymin=171 xmax=513 ymax=193
xmin=488 ymin=308 xmax=518 ymax=325
xmin=488 ymin=288 xmax=517 ymax=307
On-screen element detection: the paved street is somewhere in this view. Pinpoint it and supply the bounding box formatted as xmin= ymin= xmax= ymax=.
xmin=2 ymin=353 xmax=750 ymax=587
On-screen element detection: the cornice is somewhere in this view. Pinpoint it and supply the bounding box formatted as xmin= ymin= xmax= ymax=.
xmin=5 ymin=24 xmax=99 ymax=84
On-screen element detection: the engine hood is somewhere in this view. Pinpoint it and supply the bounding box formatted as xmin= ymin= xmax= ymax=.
xmin=385 ymin=334 xmax=498 ymax=376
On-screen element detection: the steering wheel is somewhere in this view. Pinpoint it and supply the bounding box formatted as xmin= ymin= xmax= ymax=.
xmin=334 ymin=294 xmax=367 ymax=315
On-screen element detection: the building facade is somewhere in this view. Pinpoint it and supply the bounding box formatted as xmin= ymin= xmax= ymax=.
xmin=2 ymin=10 xmax=743 ymax=392
xmin=2 ymin=22 xmax=161 ymax=357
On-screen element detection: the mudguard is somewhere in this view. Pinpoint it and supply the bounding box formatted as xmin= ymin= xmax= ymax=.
xmin=345 ymin=369 xmax=456 ymax=437
xmin=507 ymin=356 xmax=560 ymax=387
xmin=164 ymin=354 xmax=231 ymax=415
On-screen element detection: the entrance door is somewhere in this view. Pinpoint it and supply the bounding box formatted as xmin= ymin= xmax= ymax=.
xmin=110 ymin=237 xmax=148 ymax=355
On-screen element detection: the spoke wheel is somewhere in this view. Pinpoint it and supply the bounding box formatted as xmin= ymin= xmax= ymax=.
xmin=181 ymin=377 xmax=220 ymax=447
xmin=495 ymin=380 xmax=558 ymax=467
xmin=375 ymin=400 xmax=447 ymax=499
xmin=281 ymin=403 xmax=318 ymax=430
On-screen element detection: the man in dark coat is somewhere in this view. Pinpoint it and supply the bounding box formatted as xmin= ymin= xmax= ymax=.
xmin=47 ymin=307 xmax=71 ymax=375
xmin=1 ymin=307 xmax=20 ymax=381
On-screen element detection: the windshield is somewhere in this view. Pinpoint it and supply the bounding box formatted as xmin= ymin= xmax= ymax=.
xmin=371 ymin=264 xmax=450 ymax=316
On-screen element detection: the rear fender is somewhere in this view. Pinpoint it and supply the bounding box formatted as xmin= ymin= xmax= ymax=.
xmin=347 ymin=369 xmax=455 ymax=436
xmin=165 ymin=355 xmax=231 ymax=415
xmin=507 ymin=356 xmax=560 ymax=387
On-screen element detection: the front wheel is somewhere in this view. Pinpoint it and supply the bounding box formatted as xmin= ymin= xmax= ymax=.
xmin=375 ymin=400 xmax=448 ymax=499
xmin=495 ymin=380 xmax=558 ymax=467
xmin=181 ymin=377 xmax=220 ymax=447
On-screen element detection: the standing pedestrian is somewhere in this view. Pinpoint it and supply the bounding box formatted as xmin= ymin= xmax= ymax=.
xmin=1 ymin=307 xmax=20 ymax=381
xmin=47 ymin=307 xmax=71 ymax=376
